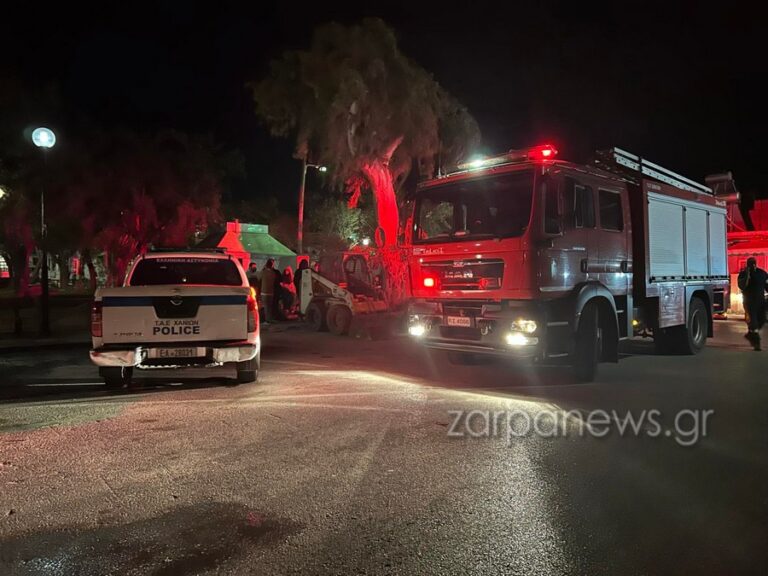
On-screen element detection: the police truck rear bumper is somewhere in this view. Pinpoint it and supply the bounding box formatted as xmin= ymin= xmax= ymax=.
xmin=90 ymin=340 xmax=259 ymax=368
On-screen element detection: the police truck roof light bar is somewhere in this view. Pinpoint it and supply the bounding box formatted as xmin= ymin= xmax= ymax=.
xmin=602 ymin=147 xmax=712 ymax=195
xmin=457 ymin=144 xmax=558 ymax=171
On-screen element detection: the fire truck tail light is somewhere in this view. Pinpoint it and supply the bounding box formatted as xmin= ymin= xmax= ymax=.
xmin=423 ymin=275 xmax=438 ymax=288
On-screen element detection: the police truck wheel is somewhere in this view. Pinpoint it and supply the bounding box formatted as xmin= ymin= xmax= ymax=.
xmin=234 ymin=354 xmax=260 ymax=384
xmin=306 ymin=302 xmax=327 ymax=332
xmin=101 ymin=367 xmax=132 ymax=389
xmin=327 ymin=304 xmax=352 ymax=336
xmin=573 ymin=302 xmax=601 ymax=382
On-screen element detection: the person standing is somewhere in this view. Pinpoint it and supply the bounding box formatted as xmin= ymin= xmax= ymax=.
xmin=246 ymin=262 xmax=261 ymax=316
xmin=294 ymin=260 xmax=310 ymax=314
xmin=246 ymin=262 xmax=260 ymax=288
xmin=260 ymin=259 xmax=278 ymax=324
xmin=279 ymin=267 xmax=297 ymax=316
xmin=737 ymin=257 xmax=768 ymax=351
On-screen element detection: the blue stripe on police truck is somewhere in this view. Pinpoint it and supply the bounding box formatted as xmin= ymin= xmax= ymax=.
xmin=102 ymin=295 xmax=246 ymax=307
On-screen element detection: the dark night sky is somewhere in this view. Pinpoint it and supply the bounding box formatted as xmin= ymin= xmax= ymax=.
xmin=6 ymin=2 xmax=765 ymax=206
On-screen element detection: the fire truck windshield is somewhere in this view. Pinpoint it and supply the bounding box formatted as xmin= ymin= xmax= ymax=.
xmin=413 ymin=170 xmax=534 ymax=243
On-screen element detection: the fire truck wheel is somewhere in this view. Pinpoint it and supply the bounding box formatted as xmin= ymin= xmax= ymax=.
xmin=306 ymin=302 xmax=328 ymax=332
xmin=327 ymin=304 xmax=352 ymax=336
xmin=680 ymin=297 xmax=708 ymax=354
xmin=101 ymin=367 xmax=133 ymax=389
xmin=654 ymin=297 xmax=707 ymax=355
xmin=573 ymin=302 xmax=601 ymax=382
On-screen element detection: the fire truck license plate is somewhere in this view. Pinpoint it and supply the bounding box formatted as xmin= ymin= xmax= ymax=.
xmin=149 ymin=347 xmax=204 ymax=359
xmin=446 ymin=316 xmax=472 ymax=328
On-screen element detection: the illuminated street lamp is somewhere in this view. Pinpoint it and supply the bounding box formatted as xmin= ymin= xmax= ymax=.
xmin=32 ymin=126 xmax=56 ymax=336
xmin=297 ymin=158 xmax=327 ymax=254
xmin=32 ymin=127 xmax=56 ymax=149
xmin=0 ymin=186 xmax=6 ymax=200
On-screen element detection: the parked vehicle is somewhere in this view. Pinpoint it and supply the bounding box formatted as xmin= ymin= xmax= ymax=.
xmin=407 ymin=145 xmax=729 ymax=381
xmin=299 ymin=251 xmax=389 ymax=336
xmin=90 ymin=250 xmax=260 ymax=387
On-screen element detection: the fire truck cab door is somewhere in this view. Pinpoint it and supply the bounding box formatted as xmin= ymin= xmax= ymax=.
xmin=594 ymin=186 xmax=631 ymax=296
xmin=560 ymin=176 xmax=598 ymax=289
xmin=539 ymin=175 xmax=595 ymax=295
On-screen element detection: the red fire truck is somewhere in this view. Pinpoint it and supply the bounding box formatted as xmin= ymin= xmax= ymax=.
xmin=406 ymin=145 xmax=729 ymax=381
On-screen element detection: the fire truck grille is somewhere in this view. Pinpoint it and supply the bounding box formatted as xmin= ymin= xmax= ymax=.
xmin=423 ymin=259 xmax=504 ymax=291
xmin=439 ymin=326 xmax=482 ymax=341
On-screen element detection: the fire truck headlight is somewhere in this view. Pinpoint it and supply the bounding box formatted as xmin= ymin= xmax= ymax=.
xmin=409 ymin=315 xmax=427 ymax=337
xmin=409 ymin=324 xmax=426 ymax=337
xmin=506 ymin=332 xmax=538 ymax=347
xmin=511 ymin=319 xmax=537 ymax=334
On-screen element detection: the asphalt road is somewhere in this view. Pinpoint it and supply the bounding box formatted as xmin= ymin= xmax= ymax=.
xmin=1 ymin=322 xmax=766 ymax=575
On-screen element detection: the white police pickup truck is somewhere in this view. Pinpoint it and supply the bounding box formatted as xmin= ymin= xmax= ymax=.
xmin=89 ymin=251 xmax=260 ymax=387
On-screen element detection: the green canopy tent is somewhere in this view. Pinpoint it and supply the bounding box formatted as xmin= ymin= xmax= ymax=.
xmin=197 ymin=221 xmax=296 ymax=273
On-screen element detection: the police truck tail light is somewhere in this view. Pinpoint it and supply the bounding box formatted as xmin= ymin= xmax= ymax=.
xmin=91 ymin=301 xmax=103 ymax=338
xmin=247 ymin=287 xmax=259 ymax=333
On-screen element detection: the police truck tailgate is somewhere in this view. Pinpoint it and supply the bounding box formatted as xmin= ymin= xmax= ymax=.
xmin=98 ymin=285 xmax=249 ymax=345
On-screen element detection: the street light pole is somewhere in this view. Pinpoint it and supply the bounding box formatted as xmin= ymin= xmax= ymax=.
xmin=32 ymin=127 xmax=56 ymax=336
xmin=297 ymin=156 xmax=307 ymax=255
xmin=40 ymin=152 xmax=49 ymax=335
xmin=296 ymin=158 xmax=326 ymax=255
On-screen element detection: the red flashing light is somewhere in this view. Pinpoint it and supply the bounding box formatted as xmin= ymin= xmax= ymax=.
xmin=423 ymin=275 xmax=438 ymax=289
xmin=529 ymin=144 xmax=558 ymax=161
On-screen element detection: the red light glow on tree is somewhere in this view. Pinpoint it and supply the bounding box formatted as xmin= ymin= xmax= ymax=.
xmin=251 ymin=18 xmax=479 ymax=303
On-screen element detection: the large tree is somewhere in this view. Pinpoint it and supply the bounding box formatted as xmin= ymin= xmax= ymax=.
xmin=251 ymin=18 xmax=480 ymax=256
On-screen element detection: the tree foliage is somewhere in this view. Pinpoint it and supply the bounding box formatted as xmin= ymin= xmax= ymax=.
xmin=251 ymin=18 xmax=480 ymax=246
xmin=1 ymin=123 xmax=234 ymax=291
xmin=50 ymin=130 xmax=226 ymax=284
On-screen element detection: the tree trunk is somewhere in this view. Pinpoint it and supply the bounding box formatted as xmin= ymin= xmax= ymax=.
xmin=360 ymin=161 xmax=399 ymax=248
xmin=358 ymin=160 xmax=410 ymax=305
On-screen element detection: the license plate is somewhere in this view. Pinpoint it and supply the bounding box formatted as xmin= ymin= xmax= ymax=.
xmin=446 ymin=316 xmax=472 ymax=327
xmin=149 ymin=347 xmax=205 ymax=359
